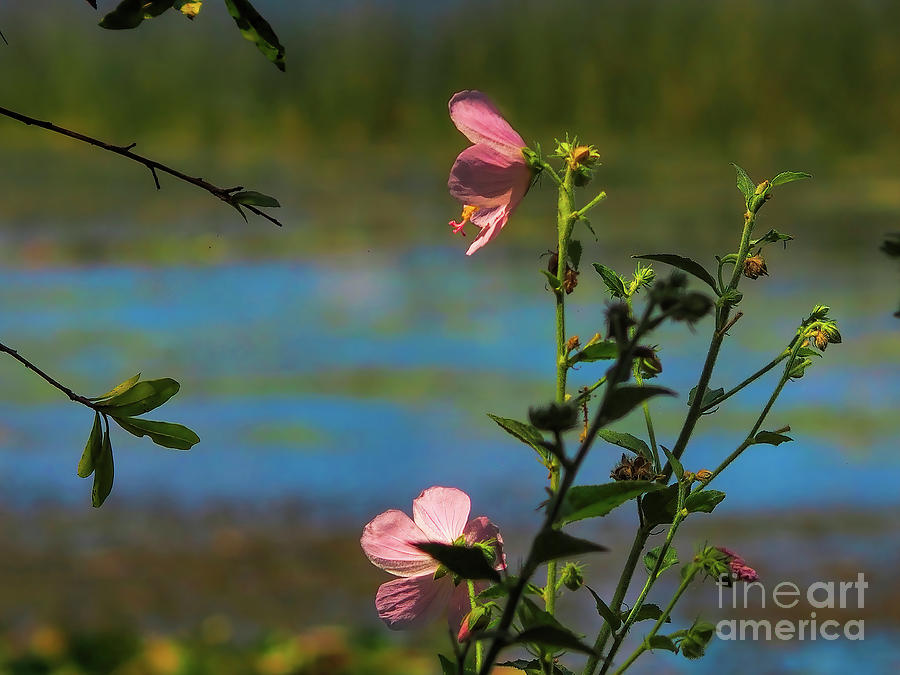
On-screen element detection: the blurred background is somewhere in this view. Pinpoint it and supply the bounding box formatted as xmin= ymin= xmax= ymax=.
xmin=0 ymin=1 xmax=898 ymax=673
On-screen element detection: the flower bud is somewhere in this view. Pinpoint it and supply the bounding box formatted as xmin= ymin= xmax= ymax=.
xmin=634 ymin=345 xmax=663 ymax=379
xmin=457 ymin=604 xmax=492 ymax=642
xmin=695 ymin=469 xmax=713 ymax=482
xmin=566 ymin=335 xmax=581 ymax=353
xmin=679 ymin=619 xmax=716 ymax=660
xmin=743 ymin=254 xmax=768 ymax=279
xmin=561 ymin=562 xmax=585 ymax=591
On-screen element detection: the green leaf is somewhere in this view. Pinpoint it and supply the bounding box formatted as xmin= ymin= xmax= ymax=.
xmin=233 ymin=190 xmax=280 ymax=208
xmin=224 ymin=0 xmax=286 ymax=71
xmin=687 ymin=385 xmax=724 ymax=409
xmin=592 ymin=263 xmax=626 ymax=298
xmin=513 ymin=625 xmax=597 ymax=656
xmin=627 ymin=604 xmax=670 ymax=624
xmin=574 ymin=341 xmax=618 ymax=362
xmin=90 ymin=373 xmax=141 ymax=401
xmin=731 ymin=163 xmax=755 ymax=205
xmin=644 ymin=545 xmax=679 ymax=578
xmin=437 ymin=654 xmax=456 ymax=675
xmin=112 ymin=417 xmax=200 ymax=450
xmin=661 ymin=445 xmax=683 ymax=480
xmin=646 ymin=635 xmax=678 ymax=652
xmin=99 ymin=0 xmax=145 ymax=29
xmin=414 ymin=542 xmax=500 ymax=582
xmin=585 ymin=586 xmax=620 ymax=630
xmin=684 ymin=490 xmax=726 ymax=514
xmin=532 ymin=529 xmax=607 ymax=564
xmin=558 ymin=481 xmax=666 ymax=524
xmin=487 ymin=414 xmax=551 ymax=467
xmin=632 ymin=254 xmax=718 ymax=294
xmin=788 ymin=357 xmax=813 ymax=379
xmin=96 ymin=378 xmax=180 ymax=417
xmin=541 ymin=269 xmax=562 ymax=291
xmin=568 ymin=240 xmax=583 ymax=270
xmin=750 ymin=228 xmax=793 ymax=248
xmin=597 ymin=429 xmax=651 ymax=461
xmin=91 ymin=427 xmax=114 ymax=508
xmin=771 ymin=171 xmax=812 ymax=187
xmin=77 ymin=412 xmax=104 ymax=478
xmin=752 ymin=430 xmax=793 ymax=446
xmin=640 ymin=483 xmax=680 ymax=526
xmin=601 ymin=385 xmax=675 ymax=424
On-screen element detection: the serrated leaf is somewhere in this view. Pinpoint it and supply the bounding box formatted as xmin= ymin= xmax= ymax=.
xmin=487 ymin=414 xmax=550 ymax=466
xmin=644 ymin=545 xmax=679 ymax=578
xmin=753 ymin=430 xmax=793 ymax=446
xmin=568 ymin=240 xmax=583 ymax=270
xmin=558 ymin=481 xmax=666 ymax=524
xmin=601 ymin=385 xmax=675 ymax=424
xmin=96 ymin=378 xmax=180 ymax=417
xmin=750 ymin=228 xmax=793 ymax=248
xmin=513 ymin=625 xmax=597 ymax=656
xmin=585 ymin=586 xmax=620 ymax=630
xmin=99 ymin=0 xmax=144 ymax=28
xmin=91 ymin=427 xmax=114 ymax=507
xmin=77 ymin=412 xmax=103 ymax=478
xmin=771 ymin=171 xmax=812 ymax=187
xmin=687 ymin=385 xmax=724 ymax=408
xmin=632 ymin=254 xmax=718 ymax=294
xmin=112 ymin=417 xmax=200 ymax=450
xmin=597 ymin=429 xmax=652 ymax=461
xmin=224 ymin=0 xmax=286 ymax=71
xmin=532 ymin=529 xmax=607 ymax=564
xmin=661 ymin=444 xmax=682 ymax=479
xmin=732 ymin=163 xmax=755 ymax=204
xmin=628 ymin=603 xmax=670 ymax=623
xmin=90 ymin=372 xmax=141 ymax=401
xmin=233 ymin=190 xmax=280 ymax=208
xmin=592 ymin=263 xmax=626 ymax=298
xmin=646 ymin=635 xmax=678 ymax=652
xmin=574 ymin=341 xmax=618 ymax=362
xmin=684 ymin=489 xmax=726 ymax=514
xmin=414 ymin=542 xmax=500 ymax=582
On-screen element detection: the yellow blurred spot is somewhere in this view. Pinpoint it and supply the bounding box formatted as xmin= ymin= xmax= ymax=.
xmin=143 ymin=637 xmax=182 ymax=675
xmin=29 ymin=625 xmax=66 ymax=659
xmin=179 ymin=2 xmax=203 ymax=19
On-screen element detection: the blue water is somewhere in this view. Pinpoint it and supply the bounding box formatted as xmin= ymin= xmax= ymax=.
xmin=0 ymin=251 xmax=898 ymax=521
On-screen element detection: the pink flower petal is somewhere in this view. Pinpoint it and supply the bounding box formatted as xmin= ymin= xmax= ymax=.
xmin=412 ymin=486 xmax=471 ymax=543
xmin=465 ymin=205 xmax=510 ymax=256
xmin=448 ymin=144 xmax=530 ymax=207
xmin=463 ymin=516 xmax=506 ymax=570
xmin=375 ymin=574 xmax=453 ymax=630
xmin=449 ymin=90 xmax=525 ymax=155
xmin=361 ymin=509 xmax=438 ymax=577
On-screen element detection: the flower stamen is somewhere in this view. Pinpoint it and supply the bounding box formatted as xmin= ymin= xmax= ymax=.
xmin=449 ymin=204 xmax=479 ymax=236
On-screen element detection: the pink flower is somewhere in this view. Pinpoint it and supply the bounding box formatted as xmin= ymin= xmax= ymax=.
xmin=360 ymin=486 xmax=504 ymax=631
xmin=717 ymin=546 xmax=760 ymax=582
xmin=447 ymin=90 xmax=533 ymax=255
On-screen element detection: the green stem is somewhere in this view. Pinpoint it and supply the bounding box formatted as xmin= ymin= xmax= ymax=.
xmin=467 ymin=580 xmax=483 ymax=672
xmin=609 ymin=566 xmax=699 ymax=675
xmin=570 ymin=190 xmax=607 ymax=221
xmin=700 ymin=351 xmax=790 ymax=412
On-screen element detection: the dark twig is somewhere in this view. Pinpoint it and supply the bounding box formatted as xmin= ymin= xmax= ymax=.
xmin=0 ymin=341 xmax=96 ymax=409
xmin=0 ymin=28 xmax=8 ymax=45
xmin=0 ymin=105 xmax=283 ymax=226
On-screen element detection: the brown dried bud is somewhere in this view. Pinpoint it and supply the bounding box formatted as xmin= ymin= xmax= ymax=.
xmin=696 ymin=469 xmax=713 ymax=482
xmin=810 ymin=329 xmax=830 ymax=351
xmin=743 ymin=255 xmax=768 ymax=280
xmin=566 ymin=335 xmax=581 ymax=353
xmin=563 ymin=267 xmax=579 ymax=294
xmin=610 ymin=453 xmax=655 ymax=482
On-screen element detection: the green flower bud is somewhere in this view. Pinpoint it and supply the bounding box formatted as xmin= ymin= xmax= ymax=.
xmin=561 ymin=562 xmax=585 ymax=591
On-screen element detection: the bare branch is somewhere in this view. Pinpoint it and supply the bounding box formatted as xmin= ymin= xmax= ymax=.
xmin=0 ymin=104 xmax=283 ymax=226
xmin=0 ymin=341 xmax=96 ymax=409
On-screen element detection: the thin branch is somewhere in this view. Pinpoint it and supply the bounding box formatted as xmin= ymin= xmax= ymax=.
xmin=0 ymin=341 xmax=96 ymax=409
xmin=0 ymin=104 xmax=283 ymax=226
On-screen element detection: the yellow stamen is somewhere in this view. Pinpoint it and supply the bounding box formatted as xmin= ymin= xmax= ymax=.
xmin=460 ymin=204 xmax=478 ymax=221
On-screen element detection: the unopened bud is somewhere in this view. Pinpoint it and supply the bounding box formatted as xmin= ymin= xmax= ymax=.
xmin=696 ymin=469 xmax=713 ymax=482
xmin=457 ymin=605 xmax=492 ymax=642
xmin=634 ymin=345 xmax=663 ymax=379
xmin=561 ymin=562 xmax=585 ymax=591
xmin=566 ymin=335 xmax=581 ymax=353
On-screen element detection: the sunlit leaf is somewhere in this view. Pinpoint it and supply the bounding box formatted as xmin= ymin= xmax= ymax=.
xmin=597 ymin=429 xmax=651 ymax=461
xmin=224 ymin=0 xmax=286 ymax=71
xmin=684 ymin=489 xmax=726 ymax=513
xmin=176 ymin=0 xmax=202 ymax=18
xmin=558 ymin=481 xmax=666 ymax=524
xmin=113 ymin=417 xmax=199 ymax=450
xmin=233 ymin=190 xmax=280 ymax=207
xmin=770 ymin=171 xmax=812 ymax=186
xmin=731 ymin=162 xmax=754 ymax=204
xmin=487 ymin=414 xmax=551 ymax=467
xmin=575 ymin=341 xmax=618 ymax=362
xmin=90 ymin=372 xmax=141 ymax=401
xmin=592 ymin=263 xmax=626 ymax=298
xmin=661 ymin=444 xmax=682 ymax=479
xmin=96 ymin=378 xmax=180 ymax=417
xmin=77 ymin=412 xmax=103 ymax=478
xmin=644 ymin=545 xmax=678 ymax=578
